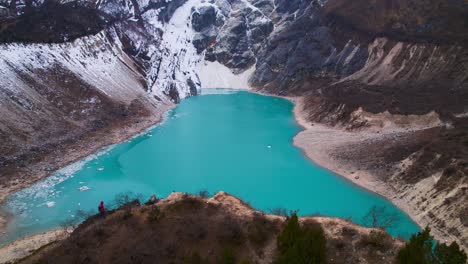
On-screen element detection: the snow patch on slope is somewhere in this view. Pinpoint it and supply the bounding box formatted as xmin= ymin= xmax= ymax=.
xmin=198 ymin=60 xmax=254 ymax=89
xmin=149 ymin=0 xmax=206 ymax=100
xmin=0 ymin=28 xmax=150 ymax=103
xmin=147 ymin=0 xmax=255 ymax=98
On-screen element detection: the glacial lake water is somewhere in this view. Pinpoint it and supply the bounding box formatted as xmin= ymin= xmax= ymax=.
xmin=1 ymin=89 xmax=420 ymax=245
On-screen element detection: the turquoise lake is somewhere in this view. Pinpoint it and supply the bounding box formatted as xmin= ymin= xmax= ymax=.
xmin=1 ymin=89 xmax=420 ymax=244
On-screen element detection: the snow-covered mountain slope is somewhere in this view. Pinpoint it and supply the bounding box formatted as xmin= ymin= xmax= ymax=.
xmin=0 ymin=27 xmax=168 ymax=178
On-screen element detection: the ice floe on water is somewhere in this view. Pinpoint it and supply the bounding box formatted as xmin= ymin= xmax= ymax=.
xmin=78 ymin=186 xmax=90 ymax=192
xmin=172 ymin=112 xmax=189 ymax=120
xmin=5 ymin=144 xmax=116 ymax=214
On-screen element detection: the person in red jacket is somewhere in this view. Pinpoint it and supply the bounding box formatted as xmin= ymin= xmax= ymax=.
xmin=98 ymin=200 xmax=106 ymax=218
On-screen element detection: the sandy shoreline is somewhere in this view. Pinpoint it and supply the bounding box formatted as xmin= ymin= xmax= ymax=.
xmin=233 ymin=90 xmax=427 ymax=235
xmin=286 ymin=96 xmax=463 ymax=248
xmin=291 ymin=97 xmax=393 ymax=200
xmin=0 ymin=230 xmax=68 ymax=264
xmin=289 ymin=98 xmax=427 ymax=217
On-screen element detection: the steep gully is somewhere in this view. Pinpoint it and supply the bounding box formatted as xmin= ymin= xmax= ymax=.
xmin=0 ymin=0 xmax=466 ymax=250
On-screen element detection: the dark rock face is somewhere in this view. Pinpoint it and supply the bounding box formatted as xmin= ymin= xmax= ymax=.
xmin=249 ymin=1 xmax=367 ymax=94
xmin=193 ymin=27 xmax=218 ymax=54
xmin=203 ymin=1 xmax=274 ymax=73
xmin=191 ymin=5 xmax=219 ymax=53
xmin=192 ymin=5 xmax=217 ymax=32
xmin=324 ymin=0 xmax=468 ymax=45
xmin=186 ymin=78 xmax=198 ymax=96
xmin=0 ymin=1 xmax=108 ymax=43
xmin=166 ymin=83 xmax=181 ymax=103
xmin=274 ymin=0 xmax=313 ymax=14
xmin=208 ymin=12 xmax=255 ymax=71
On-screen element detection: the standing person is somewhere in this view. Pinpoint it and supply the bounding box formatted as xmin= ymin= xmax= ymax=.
xmin=98 ymin=200 xmax=106 ymax=218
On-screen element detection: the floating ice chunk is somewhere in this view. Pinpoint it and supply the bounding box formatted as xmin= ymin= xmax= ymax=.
xmin=97 ymin=167 xmax=104 ymax=171
xmin=46 ymin=201 xmax=55 ymax=207
xmin=79 ymin=186 xmax=90 ymax=192
xmin=79 ymin=182 xmax=85 ymax=184
xmin=267 ymin=145 xmax=272 ymax=149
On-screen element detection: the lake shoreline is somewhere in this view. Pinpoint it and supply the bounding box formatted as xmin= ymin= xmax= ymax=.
xmin=285 ymin=96 xmax=459 ymax=248
xmin=218 ymin=89 xmax=426 ymax=237
xmin=0 ymin=103 xmax=174 ymax=242
xmin=0 ymin=89 xmax=446 ymax=257
xmin=250 ymin=91 xmax=450 ymax=242
xmin=0 ymin=229 xmax=68 ymax=264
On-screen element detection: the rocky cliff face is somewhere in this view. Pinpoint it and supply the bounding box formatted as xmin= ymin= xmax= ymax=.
xmin=0 ymin=0 xmax=467 ymax=250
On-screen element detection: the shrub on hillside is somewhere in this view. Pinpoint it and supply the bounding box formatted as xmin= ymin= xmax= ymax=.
xmin=247 ymin=215 xmax=276 ymax=252
xmin=60 ymin=209 xmax=94 ymax=233
xmin=362 ymin=205 xmax=399 ymax=229
xmin=112 ymin=192 xmax=144 ymax=219
xmin=146 ymin=206 xmax=164 ymax=223
xmin=219 ymin=247 xmax=236 ymax=264
xmin=217 ymin=217 xmax=245 ymax=247
xmin=358 ymin=230 xmax=391 ymax=249
xmin=397 ymin=227 xmax=467 ymax=264
xmin=166 ymin=198 xmax=204 ymax=212
xmin=112 ymin=192 xmax=144 ymax=208
xmin=434 ymin=242 xmax=468 ymax=264
xmin=184 ymin=252 xmax=210 ymax=264
xmin=275 ymin=214 xmax=327 ymax=264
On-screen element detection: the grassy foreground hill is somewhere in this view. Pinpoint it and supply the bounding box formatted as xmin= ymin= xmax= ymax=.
xmin=16 ymin=192 xmax=410 ymax=264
